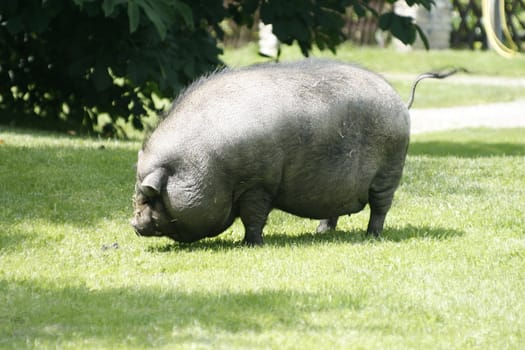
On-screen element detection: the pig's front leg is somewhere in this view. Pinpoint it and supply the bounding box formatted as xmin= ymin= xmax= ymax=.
xmin=239 ymin=189 xmax=273 ymax=246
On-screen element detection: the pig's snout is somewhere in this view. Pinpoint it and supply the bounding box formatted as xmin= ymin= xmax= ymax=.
xmin=131 ymin=203 xmax=158 ymax=237
xmin=130 ymin=217 xmax=143 ymax=236
xmin=131 ymin=216 xmax=159 ymax=237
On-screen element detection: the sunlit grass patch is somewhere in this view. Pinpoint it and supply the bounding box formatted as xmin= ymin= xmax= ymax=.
xmin=1 ymin=127 xmax=524 ymax=349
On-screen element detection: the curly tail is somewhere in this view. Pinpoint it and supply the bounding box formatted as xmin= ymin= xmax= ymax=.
xmin=407 ymin=68 xmax=469 ymax=109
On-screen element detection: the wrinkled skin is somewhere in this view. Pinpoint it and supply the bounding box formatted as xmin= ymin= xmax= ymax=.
xmin=132 ymin=59 xmax=410 ymax=245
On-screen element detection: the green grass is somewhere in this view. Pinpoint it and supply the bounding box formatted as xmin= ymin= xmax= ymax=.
xmin=1 ymin=126 xmax=524 ymax=349
xmin=221 ymin=43 xmax=525 ymax=109
xmin=391 ymin=79 xmax=524 ymax=108
xmin=221 ymin=42 xmax=525 ymax=76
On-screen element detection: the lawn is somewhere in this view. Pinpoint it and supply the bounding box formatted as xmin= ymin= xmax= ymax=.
xmin=221 ymin=43 xmax=525 ymax=109
xmin=2 ymin=46 xmax=525 ymax=348
xmin=221 ymin=42 xmax=525 ymax=76
xmin=1 ymin=126 xmax=524 ymax=349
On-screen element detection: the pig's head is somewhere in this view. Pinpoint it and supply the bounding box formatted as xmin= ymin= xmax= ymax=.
xmin=131 ymin=150 xmax=232 ymax=243
xmin=131 ymin=145 xmax=235 ymax=242
xmin=131 ymin=167 xmax=185 ymax=241
xmin=131 ymin=147 xmax=199 ymax=242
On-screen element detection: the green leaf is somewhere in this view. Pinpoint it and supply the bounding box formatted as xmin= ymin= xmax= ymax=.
xmin=93 ymin=61 xmax=112 ymax=92
xmin=406 ymin=0 xmax=435 ymax=11
xmin=243 ymin=0 xmax=260 ymax=14
xmin=5 ymin=15 xmax=24 ymax=34
xmin=352 ymin=2 xmax=366 ymax=17
xmin=3 ymin=0 xmax=19 ymax=13
xmin=102 ymin=0 xmax=127 ymax=16
xmin=139 ymin=0 xmax=167 ymax=40
xmin=378 ymin=12 xmax=394 ymax=31
xmin=378 ymin=13 xmax=416 ymax=45
xmin=173 ymin=1 xmax=194 ymax=29
xmin=415 ymin=24 xmax=430 ymax=49
xmin=102 ymin=0 xmax=116 ymax=15
xmin=128 ymin=0 xmax=140 ymax=33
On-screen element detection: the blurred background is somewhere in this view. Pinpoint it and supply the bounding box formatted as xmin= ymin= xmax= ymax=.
xmin=0 ymin=0 xmax=523 ymax=137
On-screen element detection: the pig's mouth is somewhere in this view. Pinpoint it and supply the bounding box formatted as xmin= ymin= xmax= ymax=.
xmin=131 ymin=217 xmax=160 ymax=237
xmin=132 ymin=221 xmax=204 ymax=244
xmin=131 ymin=214 xmax=198 ymax=242
xmin=131 ymin=197 xmax=202 ymax=243
xmin=132 ymin=193 xmax=182 ymax=239
xmin=131 ymin=215 xmax=179 ymax=238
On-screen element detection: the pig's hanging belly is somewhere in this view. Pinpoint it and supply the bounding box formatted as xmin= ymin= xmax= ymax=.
xmin=272 ymin=151 xmax=373 ymax=219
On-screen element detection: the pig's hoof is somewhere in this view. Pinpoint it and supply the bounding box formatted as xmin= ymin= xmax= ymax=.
xmin=316 ymin=222 xmax=335 ymax=233
xmin=316 ymin=224 xmax=329 ymax=233
xmin=366 ymin=231 xmax=381 ymax=239
xmin=242 ymin=238 xmax=264 ymax=247
xmin=316 ymin=217 xmax=338 ymax=233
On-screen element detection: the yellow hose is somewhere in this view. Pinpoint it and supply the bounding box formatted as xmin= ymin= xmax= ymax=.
xmin=499 ymin=0 xmax=519 ymax=51
xmin=481 ymin=0 xmax=520 ymax=58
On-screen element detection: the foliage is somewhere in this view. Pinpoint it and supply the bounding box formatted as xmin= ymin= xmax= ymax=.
xmin=1 ymin=127 xmax=524 ymax=348
xmin=0 ymin=0 xmax=434 ymax=135
xmin=228 ymin=0 xmax=434 ymax=56
xmin=0 ymin=0 xmax=224 ymax=134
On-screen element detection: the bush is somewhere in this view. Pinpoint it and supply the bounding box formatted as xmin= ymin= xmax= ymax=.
xmin=0 ymin=0 xmax=431 ymax=135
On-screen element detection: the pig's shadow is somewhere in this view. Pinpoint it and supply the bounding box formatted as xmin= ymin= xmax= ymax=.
xmin=149 ymin=225 xmax=463 ymax=252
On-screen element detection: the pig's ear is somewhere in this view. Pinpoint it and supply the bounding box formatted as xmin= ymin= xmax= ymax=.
xmin=140 ymin=168 xmax=167 ymax=197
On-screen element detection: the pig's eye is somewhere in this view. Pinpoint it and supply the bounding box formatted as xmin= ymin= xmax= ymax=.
xmin=144 ymin=196 xmax=162 ymax=207
xmin=135 ymin=192 xmax=152 ymax=206
xmin=141 ymin=196 xmax=155 ymax=205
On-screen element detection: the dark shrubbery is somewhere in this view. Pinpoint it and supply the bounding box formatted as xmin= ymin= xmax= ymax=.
xmin=0 ymin=0 xmax=432 ymax=135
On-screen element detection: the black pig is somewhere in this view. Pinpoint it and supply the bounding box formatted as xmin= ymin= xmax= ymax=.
xmin=131 ymin=59 xmax=450 ymax=245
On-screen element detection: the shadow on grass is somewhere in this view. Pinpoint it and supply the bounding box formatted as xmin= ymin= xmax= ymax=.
xmin=409 ymin=141 xmax=525 ymax=158
xmin=2 ymin=278 xmax=365 ymax=348
xmin=150 ymin=225 xmax=464 ymax=253
xmin=268 ymin=225 xmax=463 ymax=245
xmin=0 ymin=229 xmax=32 ymax=252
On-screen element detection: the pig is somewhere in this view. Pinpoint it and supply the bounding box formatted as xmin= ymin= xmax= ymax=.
xmin=131 ymin=59 xmax=452 ymax=245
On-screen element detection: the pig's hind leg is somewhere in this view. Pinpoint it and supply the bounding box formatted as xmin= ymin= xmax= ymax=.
xmin=316 ymin=216 xmax=339 ymax=233
xmin=366 ymin=188 xmax=391 ymax=237
xmin=366 ymin=169 xmax=402 ymax=237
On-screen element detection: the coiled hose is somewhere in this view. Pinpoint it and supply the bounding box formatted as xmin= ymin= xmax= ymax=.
xmin=481 ymin=0 xmax=521 ymax=58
